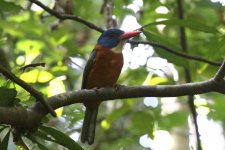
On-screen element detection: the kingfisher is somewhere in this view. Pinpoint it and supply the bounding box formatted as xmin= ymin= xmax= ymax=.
xmin=81 ymin=29 xmax=141 ymax=144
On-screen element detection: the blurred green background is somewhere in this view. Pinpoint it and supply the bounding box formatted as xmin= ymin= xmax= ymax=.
xmin=0 ymin=0 xmax=225 ymax=149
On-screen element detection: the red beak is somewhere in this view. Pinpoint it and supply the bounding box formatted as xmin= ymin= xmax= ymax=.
xmin=120 ymin=31 xmax=141 ymax=40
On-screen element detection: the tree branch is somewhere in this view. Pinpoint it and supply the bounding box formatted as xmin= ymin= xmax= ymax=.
xmin=28 ymin=0 xmax=104 ymax=33
xmin=177 ymin=0 xmax=201 ymax=149
xmin=0 ymin=64 xmax=56 ymax=117
xmin=103 ymin=0 xmax=117 ymax=29
xmin=214 ymin=60 xmax=225 ymax=81
xmin=1 ymin=77 xmax=225 ymax=128
xmin=128 ymin=40 xmax=221 ymax=67
xmin=19 ymin=63 xmax=46 ymax=72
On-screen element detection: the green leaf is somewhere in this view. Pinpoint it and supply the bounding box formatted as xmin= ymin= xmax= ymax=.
xmin=26 ymin=134 xmax=50 ymax=150
xmin=104 ymin=105 xmax=130 ymax=129
xmin=0 ymin=127 xmax=10 ymax=150
xmin=36 ymin=142 xmax=49 ymax=150
xmin=159 ymin=111 xmax=188 ymax=130
xmin=39 ymin=125 xmax=83 ymax=150
xmin=35 ymin=130 xmax=57 ymax=143
xmin=120 ymin=67 xmax=148 ymax=85
xmin=208 ymin=93 xmax=225 ymax=121
xmin=143 ymin=30 xmax=189 ymax=67
xmin=149 ymin=77 xmax=169 ymax=85
xmin=0 ymin=126 xmax=7 ymax=132
xmin=129 ymin=111 xmax=155 ymax=138
xmin=144 ymin=19 xmax=218 ymax=33
xmin=0 ymin=87 xmax=17 ymax=107
xmin=0 ymin=1 xmax=21 ymax=13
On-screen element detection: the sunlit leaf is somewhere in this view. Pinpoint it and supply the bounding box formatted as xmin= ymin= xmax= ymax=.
xmin=47 ymin=77 xmax=65 ymax=97
xmin=16 ymin=39 xmax=44 ymax=64
xmin=149 ymin=77 xmax=169 ymax=85
xmin=8 ymin=12 xmax=30 ymax=22
xmin=20 ymin=69 xmax=53 ymax=83
xmin=20 ymin=69 xmax=38 ymax=83
xmin=38 ymin=71 xmax=54 ymax=83
xmin=47 ymin=78 xmax=65 ymax=116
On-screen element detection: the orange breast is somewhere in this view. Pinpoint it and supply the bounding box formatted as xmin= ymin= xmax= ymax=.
xmin=86 ymin=48 xmax=123 ymax=89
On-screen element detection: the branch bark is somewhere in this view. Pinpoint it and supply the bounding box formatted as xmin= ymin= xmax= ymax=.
xmin=19 ymin=63 xmax=46 ymax=72
xmin=0 ymin=77 xmax=225 ymax=128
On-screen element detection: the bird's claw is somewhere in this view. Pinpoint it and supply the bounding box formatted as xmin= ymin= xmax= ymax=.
xmin=114 ymin=84 xmax=125 ymax=92
xmin=93 ymin=87 xmax=100 ymax=94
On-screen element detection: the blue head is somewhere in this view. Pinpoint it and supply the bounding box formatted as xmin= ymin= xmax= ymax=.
xmin=97 ymin=29 xmax=124 ymax=49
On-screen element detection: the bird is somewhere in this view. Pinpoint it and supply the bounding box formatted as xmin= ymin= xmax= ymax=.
xmin=81 ymin=29 xmax=141 ymax=144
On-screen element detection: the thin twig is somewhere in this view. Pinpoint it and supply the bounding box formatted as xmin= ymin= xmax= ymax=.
xmin=214 ymin=60 xmax=225 ymax=81
xmin=20 ymin=63 xmax=46 ymax=72
xmin=128 ymin=40 xmax=221 ymax=67
xmin=0 ymin=64 xmax=56 ymax=117
xmin=100 ymin=0 xmax=117 ymax=28
xmin=100 ymin=0 xmax=108 ymax=14
xmin=104 ymin=0 xmax=116 ymax=29
xmin=66 ymin=57 xmax=83 ymax=69
xmin=177 ymin=0 xmax=202 ymax=150
xmin=28 ymin=0 xmax=104 ymax=33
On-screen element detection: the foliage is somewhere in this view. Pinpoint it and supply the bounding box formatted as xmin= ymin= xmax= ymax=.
xmin=0 ymin=0 xmax=225 ymax=149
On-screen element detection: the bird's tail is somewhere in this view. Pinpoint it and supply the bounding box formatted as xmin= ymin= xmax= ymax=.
xmin=81 ymin=105 xmax=99 ymax=145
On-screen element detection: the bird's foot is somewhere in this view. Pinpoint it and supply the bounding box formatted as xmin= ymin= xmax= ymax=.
xmin=93 ymin=87 xmax=100 ymax=94
xmin=114 ymin=84 xmax=125 ymax=92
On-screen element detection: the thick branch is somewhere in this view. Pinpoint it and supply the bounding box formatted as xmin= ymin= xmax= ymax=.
xmin=20 ymin=63 xmax=45 ymax=72
xmin=47 ymin=79 xmax=224 ymax=108
xmin=0 ymin=107 xmax=42 ymax=129
xmin=28 ymin=0 xmax=104 ymax=33
xmin=0 ymin=64 xmax=56 ymax=117
xmin=1 ymin=78 xmax=225 ymax=128
xmin=128 ymin=40 xmax=221 ymax=67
